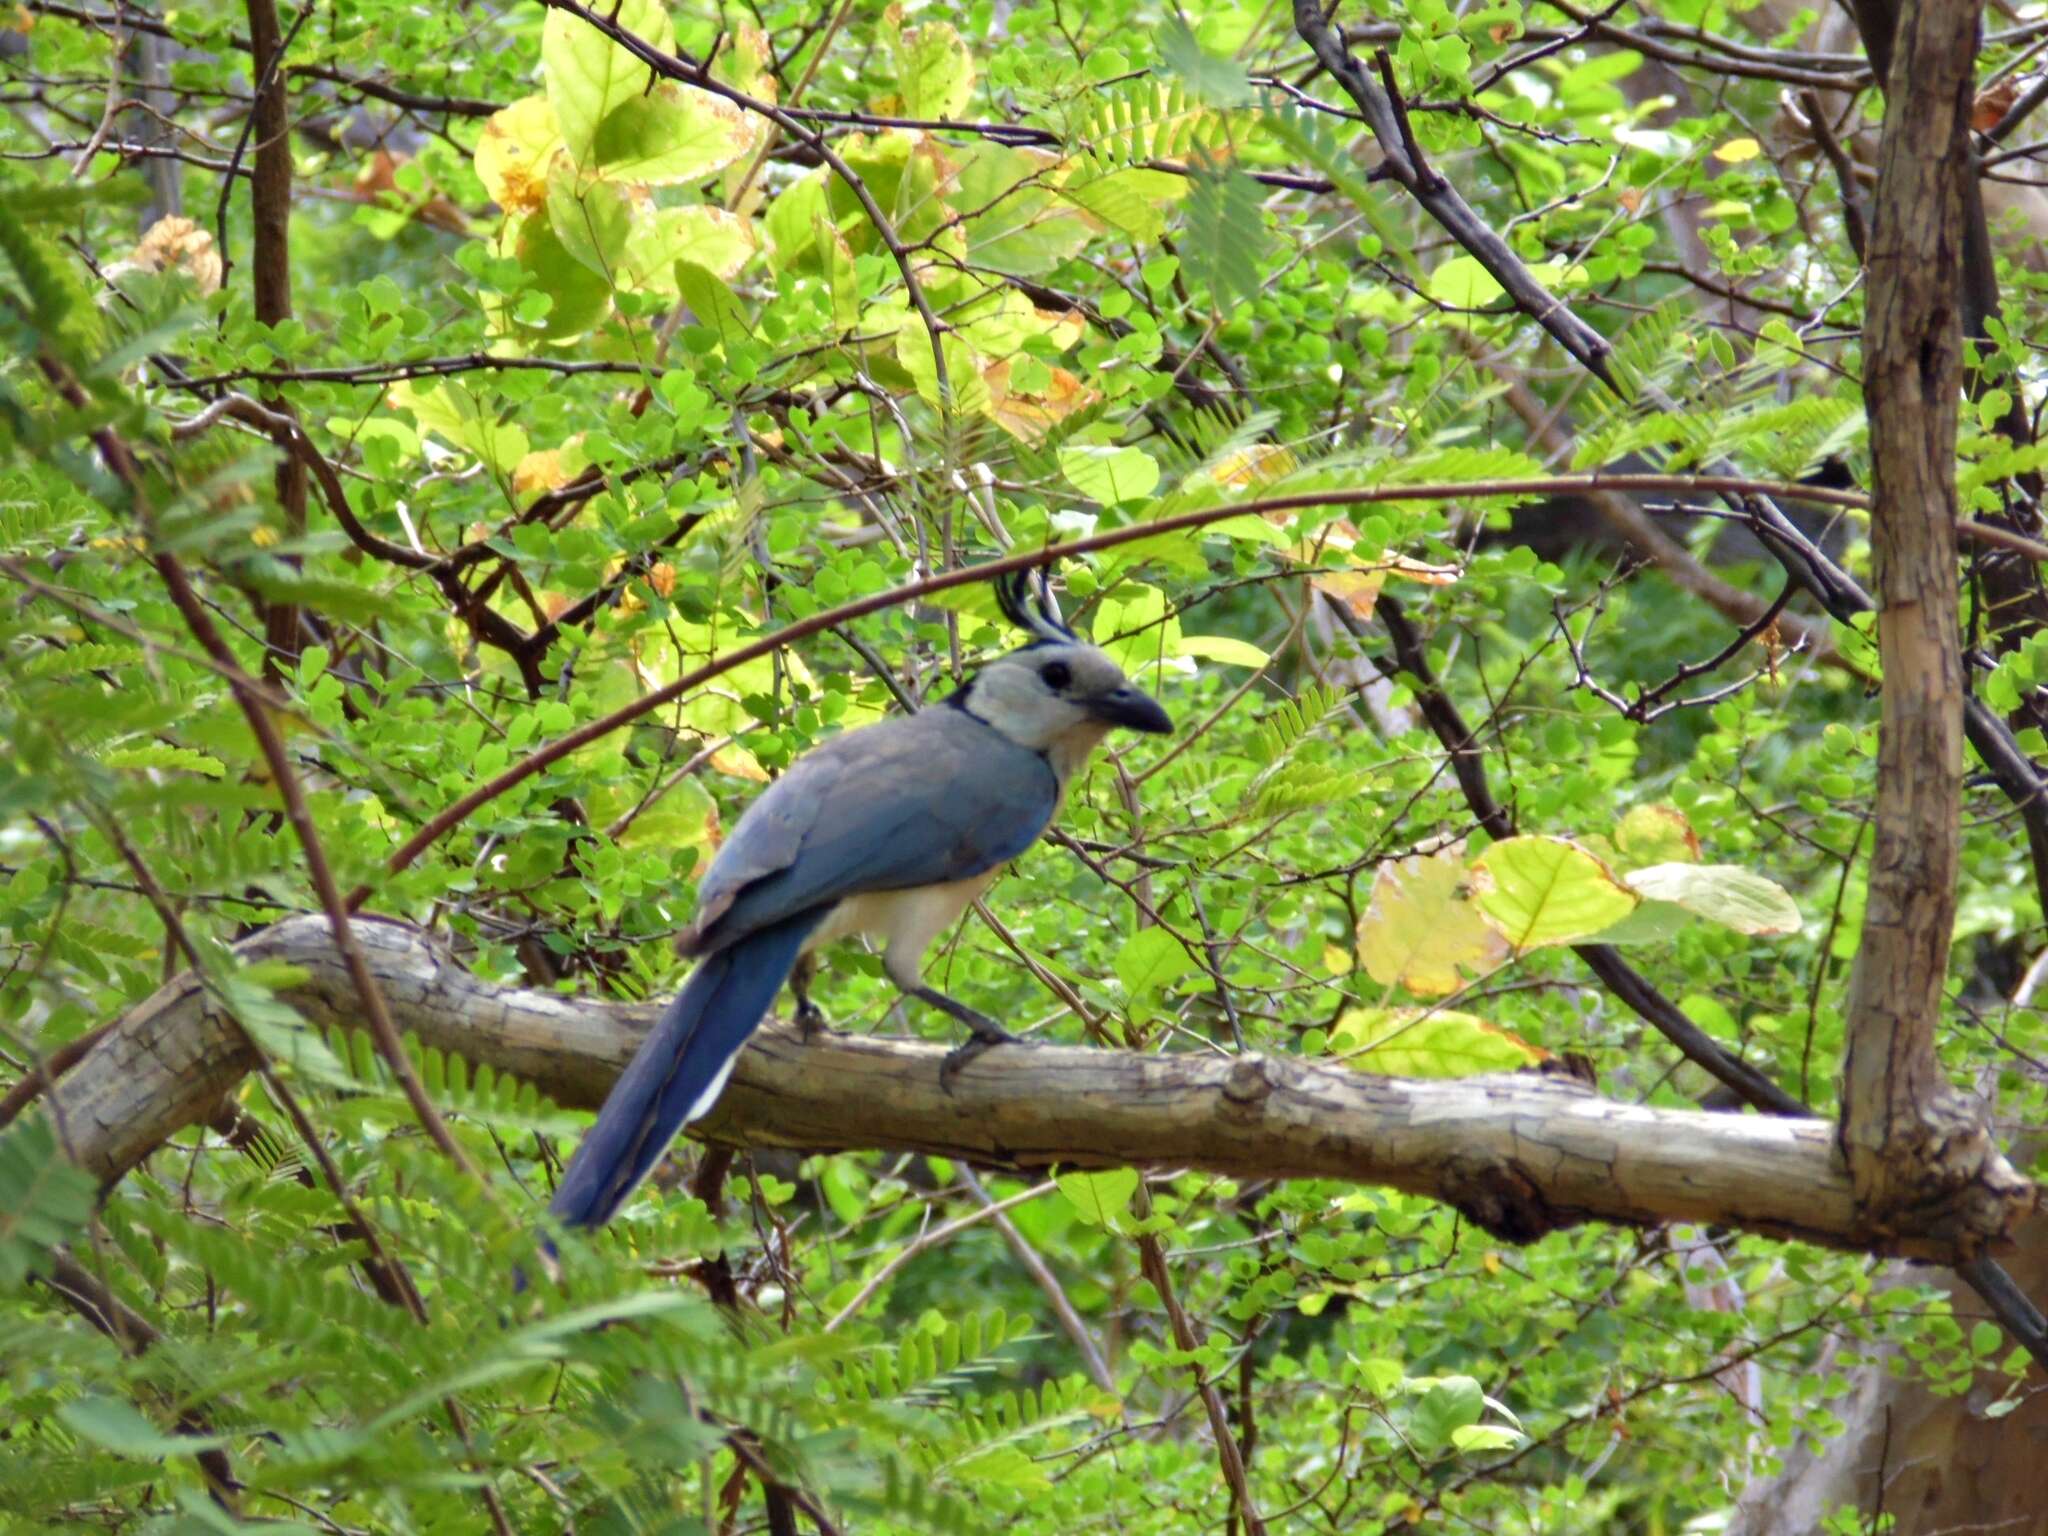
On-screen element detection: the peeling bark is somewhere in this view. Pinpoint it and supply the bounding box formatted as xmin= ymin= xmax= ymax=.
xmin=1840 ymin=0 xmax=2033 ymax=1249
xmin=34 ymin=916 xmax=2032 ymax=1263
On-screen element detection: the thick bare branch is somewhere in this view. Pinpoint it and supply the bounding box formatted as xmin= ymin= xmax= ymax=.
xmin=44 ymin=916 xmax=2032 ymax=1263
xmin=1842 ymin=0 xmax=2032 ymax=1248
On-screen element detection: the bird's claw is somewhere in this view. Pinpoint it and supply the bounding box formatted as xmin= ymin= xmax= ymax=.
xmin=938 ymin=1023 xmax=1018 ymax=1094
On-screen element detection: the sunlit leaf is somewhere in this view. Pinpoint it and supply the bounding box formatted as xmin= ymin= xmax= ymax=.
xmin=1056 ymin=1169 xmax=1138 ymax=1229
xmin=1358 ymin=847 xmax=1508 ymax=995
xmin=476 ymin=94 xmax=562 ymax=214
xmin=890 ymin=19 xmax=976 ymax=119
xmin=587 ymin=83 xmax=754 ymax=185
xmin=390 ymin=380 xmax=531 ymax=478
xmin=1330 ymin=1008 xmax=1546 ymax=1077
xmin=1622 ymin=863 xmax=1802 ymax=936
xmin=543 ymin=0 xmax=672 ymax=167
xmin=1114 ymin=926 xmax=1196 ymax=999
xmin=1468 ymin=835 xmax=1639 ymax=950
xmin=1058 ymin=444 xmax=1160 ymax=503
xmin=1614 ymin=804 xmax=1700 ymax=869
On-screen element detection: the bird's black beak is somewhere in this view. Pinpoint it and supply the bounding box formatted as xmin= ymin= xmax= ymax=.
xmin=1089 ymin=685 xmax=1174 ymax=734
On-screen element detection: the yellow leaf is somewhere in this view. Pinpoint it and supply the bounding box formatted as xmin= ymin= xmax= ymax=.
xmin=986 ymin=361 xmax=1098 ymax=441
xmin=1614 ymin=804 xmax=1699 ymax=868
xmin=1213 ymin=443 xmax=1297 ymax=488
xmin=1468 ymin=836 xmax=1638 ymax=951
xmin=476 ymin=95 xmax=561 ymax=214
xmin=128 ymin=215 xmax=222 ymax=294
xmin=710 ymin=744 xmax=770 ymax=783
xmin=1357 ymin=847 xmax=1507 ymax=995
xmin=1311 ymin=569 xmax=1386 ymax=617
xmin=1332 ymin=1008 xmax=1548 ymax=1078
xmin=512 ymin=449 xmax=571 ymax=499
xmin=1712 ymin=137 xmax=1761 ymax=163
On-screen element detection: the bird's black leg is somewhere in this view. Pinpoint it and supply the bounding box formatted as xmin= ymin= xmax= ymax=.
xmin=789 ymin=953 xmax=826 ymax=1038
xmin=904 ymin=984 xmax=1019 ymax=1090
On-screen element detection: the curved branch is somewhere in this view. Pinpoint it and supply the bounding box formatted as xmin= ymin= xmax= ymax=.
xmin=1292 ymin=4 xmax=1617 ymax=387
xmin=43 ymin=916 xmax=2034 ymax=1263
xmin=347 ymin=473 xmax=1874 ymax=909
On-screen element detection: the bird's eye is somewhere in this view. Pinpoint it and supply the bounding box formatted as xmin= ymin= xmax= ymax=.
xmin=1039 ymin=661 xmax=1072 ymax=690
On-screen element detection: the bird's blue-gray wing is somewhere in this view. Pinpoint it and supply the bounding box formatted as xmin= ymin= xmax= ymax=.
xmin=684 ymin=708 xmax=1057 ymax=954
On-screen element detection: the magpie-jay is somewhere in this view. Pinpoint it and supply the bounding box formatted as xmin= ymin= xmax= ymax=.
xmin=548 ymin=570 xmax=1172 ymax=1228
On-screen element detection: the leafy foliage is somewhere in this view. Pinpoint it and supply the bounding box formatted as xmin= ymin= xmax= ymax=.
xmin=0 ymin=2 xmax=2040 ymax=1533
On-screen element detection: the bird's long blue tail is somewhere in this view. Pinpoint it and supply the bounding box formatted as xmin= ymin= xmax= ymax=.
xmin=548 ymin=908 xmax=828 ymax=1229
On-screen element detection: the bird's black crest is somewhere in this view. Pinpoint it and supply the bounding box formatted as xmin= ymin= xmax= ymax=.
xmin=995 ymin=565 xmax=1077 ymax=645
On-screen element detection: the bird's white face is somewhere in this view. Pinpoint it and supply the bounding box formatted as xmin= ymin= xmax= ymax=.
xmin=960 ymin=642 xmax=1172 ymax=770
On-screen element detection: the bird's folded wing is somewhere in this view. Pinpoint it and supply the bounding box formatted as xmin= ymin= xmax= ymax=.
xmin=683 ymin=709 xmax=1058 ymax=954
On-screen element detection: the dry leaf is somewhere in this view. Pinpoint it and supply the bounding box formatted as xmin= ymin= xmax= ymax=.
xmin=129 ymin=215 xmax=223 ymax=294
xmin=1975 ymin=80 xmax=2019 ymax=133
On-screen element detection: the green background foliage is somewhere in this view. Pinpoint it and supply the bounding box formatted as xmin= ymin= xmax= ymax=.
xmin=1 ymin=0 xmax=2040 ymax=1531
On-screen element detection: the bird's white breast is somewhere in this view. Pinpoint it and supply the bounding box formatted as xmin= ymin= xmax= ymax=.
xmin=803 ymin=870 xmax=1002 ymax=969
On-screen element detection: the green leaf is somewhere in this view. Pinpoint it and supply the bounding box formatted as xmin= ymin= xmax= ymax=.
xmin=1621 ymin=863 xmax=1802 ymax=936
xmin=0 ymin=1114 xmax=98 ymax=1291
xmin=1158 ymin=17 xmax=1255 ymax=106
xmin=1428 ymin=255 xmax=1505 ymax=309
xmin=1580 ymin=899 xmax=1695 ymax=946
xmin=546 ymin=163 xmax=635 ymax=282
xmin=1469 ymin=836 xmax=1639 ymax=950
xmin=955 ymin=154 xmax=1095 ymax=274
xmin=542 ymin=0 xmax=672 ymax=167
xmin=1114 ymin=926 xmax=1196 ymax=999
xmin=390 ymin=380 xmax=531 ymax=478
xmin=102 ymin=743 xmax=226 ymax=778
xmin=494 ymin=207 xmax=613 ymax=340
xmin=59 ymin=1397 xmax=235 ymax=1458
xmin=630 ymin=205 xmax=758 ymax=289
xmin=1056 ymin=1169 xmax=1138 ymax=1229
xmin=1061 ymin=165 xmax=1184 ymax=243
xmin=674 ymin=259 xmax=756 ymax=345
xmin=891 ymin=20 xmax=976 ymax=119
xmin=1451 ymin=1423 xmax=1524 ymax=1452
xmin=1176 ymin=633 xmax=1267 ymax=668
xmin=894 ymin=324 xmax=992 ymax=417
xmin=1410 ymin=1375 xmax=1485 ymax=1452
xmin=1057 ymin=445 xmax=1160 ymax=503
xmin=1178 ymin=166 xmax=1270 ymax=313
xmin=587 ymin=84 xmax=754 ymax=185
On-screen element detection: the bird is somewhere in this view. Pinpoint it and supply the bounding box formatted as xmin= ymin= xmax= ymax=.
xmin=546 ymin=568 xmax=1173 ymax=1229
